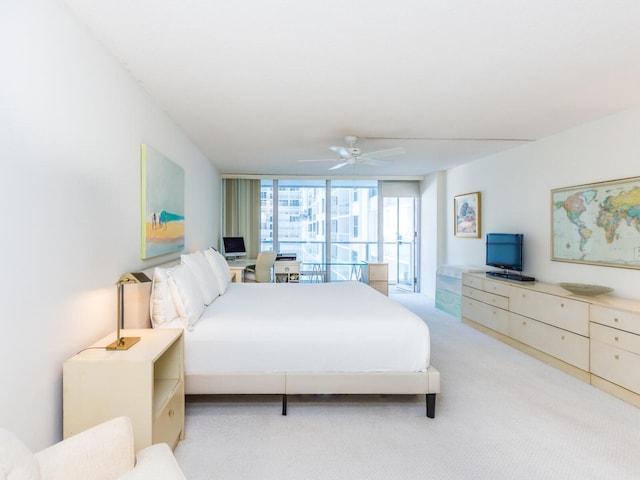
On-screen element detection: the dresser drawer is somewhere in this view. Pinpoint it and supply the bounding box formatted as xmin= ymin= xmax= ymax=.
xmin=462 ymin=285 xmax=509 ymax=310
xmin=462 ymin=273 xmax=484 ymax=289
xmin=510 ymin=289 xmax=589 ymax=336
xmin=153 ymin=385 xmax=184 ymax=449
xmin=590 ymin=322 xmax=640 ymax=354
xmin=509 ymin=312 xmax=589 ymax=371
xmin=590 ymin=340 xmax=640 ymax=394
xmin=482 ymin=278 xmax=511 ymax=297
xmin=590 ymin=305 xmax=640 ymax=335
xmin=462 ymin=296 xmax=510 ymax=335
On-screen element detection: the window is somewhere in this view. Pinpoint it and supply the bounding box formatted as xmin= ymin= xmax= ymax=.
xmin=256 ymin=179 xmax=414 ymax=283
xmin=260 ymin=179 xmax=274 ymax=251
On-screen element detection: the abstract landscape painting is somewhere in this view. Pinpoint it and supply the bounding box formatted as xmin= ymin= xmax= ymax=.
xmin=140 ymin=144 xmax=185 ymax=259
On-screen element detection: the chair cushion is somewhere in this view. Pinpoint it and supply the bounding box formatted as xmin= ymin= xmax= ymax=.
xmin=0 ymin=428 xmax=40 ymax=480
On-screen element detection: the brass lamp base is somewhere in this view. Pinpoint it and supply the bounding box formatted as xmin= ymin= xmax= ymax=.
xmin=105 ymin=336 xmax=141 ymax=351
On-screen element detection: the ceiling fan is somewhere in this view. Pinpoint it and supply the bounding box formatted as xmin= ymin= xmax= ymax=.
xmin=300 ymin=135 xmax=405 ymax=171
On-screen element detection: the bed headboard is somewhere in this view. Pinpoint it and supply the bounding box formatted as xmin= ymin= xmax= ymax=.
xmin=123 ymin=259 xmax=181 ymax=329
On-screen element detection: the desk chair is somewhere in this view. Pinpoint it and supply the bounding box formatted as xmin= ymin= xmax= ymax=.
xmin=244 ymin=251 xmax=277 ymax=283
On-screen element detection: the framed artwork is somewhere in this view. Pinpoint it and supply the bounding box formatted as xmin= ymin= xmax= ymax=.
xmin=140 ymin=144 xmax=185 ymax=259
xmin=454 ymin=192 xmax=481 ymax=238
xmin=551 ymin=176 xmax=640 ymax=269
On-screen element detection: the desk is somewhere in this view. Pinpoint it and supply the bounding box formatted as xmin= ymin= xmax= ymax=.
xmin=226 ymin=259 xmax=256 ymax=283
xmin=303 ymin=262 xmax=367 ymax=283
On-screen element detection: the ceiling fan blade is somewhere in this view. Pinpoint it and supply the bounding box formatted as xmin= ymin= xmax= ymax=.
xmin=298 ymin=158 xmax=340 ymax=163
xmin=362 ymin=146 xmax=405 ymax=160
xmin=329 ymin=146 xmax=351 ymax=158
xmin=362 ymin=158 xmax=391 ymax=167
xmin=329 ymin=162 xmax=349 ymax=171
xmin=362 ymin=136 xmax=534 ymax=142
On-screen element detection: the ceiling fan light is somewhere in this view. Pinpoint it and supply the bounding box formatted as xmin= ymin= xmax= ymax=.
xmin=344 ymin=135 xmax=358 ymax=146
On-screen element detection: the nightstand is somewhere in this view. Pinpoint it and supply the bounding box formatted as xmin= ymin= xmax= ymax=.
xmin=274 ymin=260 xmax=301 ymax=283
xmin=366 ymin=263 xmax=389 ymax=295
xmin=63 ymin=328 xmax=184 ymax=451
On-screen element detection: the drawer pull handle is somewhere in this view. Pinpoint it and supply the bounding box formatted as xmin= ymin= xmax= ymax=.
xmin=615 ymin=336 xmax=619 ymax=342
xmin=614 ymin=355 xmax=620 ymax=360
xmin=522 ymin=321 xmax=526 ymax=326
xmin=614 ymin=317 xmax=619 ymax=323
xmin=561 ymin=335 xmax=565 ymax=340
xmin=168 ymin=409 xmax=175 ymax=417
xmin=560 ymin=303 xmax=565 ymax=308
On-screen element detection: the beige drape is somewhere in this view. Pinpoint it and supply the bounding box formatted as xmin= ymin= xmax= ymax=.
xmin=223 ymin=179 xmax=261 ymax=258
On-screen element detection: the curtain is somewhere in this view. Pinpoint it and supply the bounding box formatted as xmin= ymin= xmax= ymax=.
xmin=223 ymin=179 xmax=261 ymax=258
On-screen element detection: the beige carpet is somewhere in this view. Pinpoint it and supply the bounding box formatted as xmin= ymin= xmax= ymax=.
xmin=174 ymin=294 xmax=640 ymax=479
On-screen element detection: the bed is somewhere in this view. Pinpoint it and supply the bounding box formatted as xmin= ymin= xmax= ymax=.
xmin=133 ymin=250 xmax=440 ymax=417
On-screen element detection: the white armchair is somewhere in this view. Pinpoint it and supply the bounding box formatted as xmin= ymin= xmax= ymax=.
xmin=0 ymin=416 xmax=186 ymax=480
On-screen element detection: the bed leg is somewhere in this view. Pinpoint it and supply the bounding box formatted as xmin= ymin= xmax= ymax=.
xmin=282 ymin=394 xmax=287 ymax=416
xmin=426 ymin=394 xmax=436 ymax=418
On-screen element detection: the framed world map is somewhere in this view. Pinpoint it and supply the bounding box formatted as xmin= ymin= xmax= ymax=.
xmin=551 ymin=176 xmax=640 ymax=268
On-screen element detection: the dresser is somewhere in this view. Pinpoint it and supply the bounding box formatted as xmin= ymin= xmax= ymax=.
xmin=589 ymin=301 xmax=640 ymax=407
xmin=63 ymin=328 xmax=185 ymax=451
xmin=462 ymin=272 xmax=640 ymax=407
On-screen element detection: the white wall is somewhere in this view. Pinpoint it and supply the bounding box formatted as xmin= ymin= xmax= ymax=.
xmin=443 ymin=107 xmax=640 ymax=300
xmin=0 ymin=0 xmax=220 ymax=449
xmin=420 ymin=171 xmax=446 ymax=298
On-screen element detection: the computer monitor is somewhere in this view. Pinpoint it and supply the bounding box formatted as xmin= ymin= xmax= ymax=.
xmin=222 ymin=237 xmax=247 ymax=260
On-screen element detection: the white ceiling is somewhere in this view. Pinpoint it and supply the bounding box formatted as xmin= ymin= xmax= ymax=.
xmin=64 ymin=0 xmax=640 ymax=177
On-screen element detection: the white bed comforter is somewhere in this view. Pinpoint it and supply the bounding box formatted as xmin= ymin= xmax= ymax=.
xmin=182 ymin=281 xmax=430 ymax=373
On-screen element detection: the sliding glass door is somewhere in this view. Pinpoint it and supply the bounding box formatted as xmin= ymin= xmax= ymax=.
xmin=383 ymin=196 xmax=417 ymax=292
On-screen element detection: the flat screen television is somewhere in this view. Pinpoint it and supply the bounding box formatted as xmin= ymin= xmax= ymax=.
xmin=222 ymin=236 xmax=246 ymax=259
xmin=485 ymin=233 xmax=534 ymax=281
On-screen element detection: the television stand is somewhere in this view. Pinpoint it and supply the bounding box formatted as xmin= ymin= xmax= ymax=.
xmin=486 ymin=271 xmax=536 ymax=282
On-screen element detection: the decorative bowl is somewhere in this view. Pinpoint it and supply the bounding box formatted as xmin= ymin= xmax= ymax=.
xmin=558 ymin=282 xmax=614 ymax=296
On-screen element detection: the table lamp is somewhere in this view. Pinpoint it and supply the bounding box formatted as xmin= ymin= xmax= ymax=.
xmin=106 ymin=272 xmax=151 ymax=350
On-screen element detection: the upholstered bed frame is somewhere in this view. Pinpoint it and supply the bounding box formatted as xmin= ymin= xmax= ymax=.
xmin=125 ymin=260 xmax=441 ymax=417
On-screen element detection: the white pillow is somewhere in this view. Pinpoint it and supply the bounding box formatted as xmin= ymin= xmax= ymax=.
xmin=0 ymin=428 xmax=40 ymax=480
xmin=150 ymin=267 xmax=180 ymax=328
xmin=181 ymin=251 xmax=220 ymax=305
xmin=204 ymin=248 xmax=231 ymax=294
xmin=167 ymin=264 xmax=205 ymax=330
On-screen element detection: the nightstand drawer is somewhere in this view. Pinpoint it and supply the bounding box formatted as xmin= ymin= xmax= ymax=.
xmin=368 ymin=263 xmax=388 ymax=281
xmin=153 ymin=386 xmax=184 ymax=449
